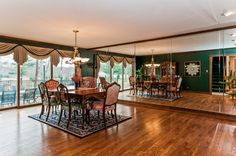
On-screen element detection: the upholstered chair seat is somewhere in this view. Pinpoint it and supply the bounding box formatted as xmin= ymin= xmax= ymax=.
xmin=88 ymin=82 xmax=120 ymax=127
xmin=57 ymin=84 xmax=82 ymax=128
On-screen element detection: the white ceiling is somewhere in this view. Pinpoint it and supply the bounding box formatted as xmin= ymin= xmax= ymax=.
xmin=97 ymin=28 xmax=236 ymax=55
xmin=0 ymin=0 xmax=236 ymax=54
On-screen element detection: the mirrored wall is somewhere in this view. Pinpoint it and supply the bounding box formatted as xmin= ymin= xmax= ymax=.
xmin=95 ymin=27 xmax=236 ymax=116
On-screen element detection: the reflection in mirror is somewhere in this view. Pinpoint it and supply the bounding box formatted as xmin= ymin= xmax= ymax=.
xmin=135 ymin=39 xmax=176 ymax=102
xmin=94 ymin=28 xmax=236 ymax=117
xmin=95 ymin=44 xmax=135 ymax=91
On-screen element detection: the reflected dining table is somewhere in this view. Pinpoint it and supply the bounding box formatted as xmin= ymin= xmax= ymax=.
xmin=137 ymin=80 xmax=176 ymax=96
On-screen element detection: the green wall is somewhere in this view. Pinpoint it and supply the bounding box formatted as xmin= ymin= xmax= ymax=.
xmin=136 ymin=48 xmax=236 ymax=92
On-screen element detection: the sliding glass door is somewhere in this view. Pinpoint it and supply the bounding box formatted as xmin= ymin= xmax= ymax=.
xmin=20 ymin=57 xmax=51 ymax=106
xmin=97 ymin=59 xmax=133 ymax=90
xmin=112 ymin=62 xmax=123 ymax=87
xmin=124 ymin=63 xmax=132 ymax=89
xmin=0 ymin=54 xmax=17 ymax=108
xmin=53 ymin=58 xmax=75 ymax=89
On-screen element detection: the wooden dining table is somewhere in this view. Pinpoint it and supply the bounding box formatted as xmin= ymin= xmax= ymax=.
xmin=50 ymin=87 xmax=106 ymax=125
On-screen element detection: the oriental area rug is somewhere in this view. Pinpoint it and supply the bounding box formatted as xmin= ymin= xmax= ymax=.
xmin=29 ymin=111 xmax=131 ymax=138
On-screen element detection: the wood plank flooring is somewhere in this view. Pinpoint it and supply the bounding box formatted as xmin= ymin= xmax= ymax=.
xmin=119 ymin=91 xmax=236 ymax=116
xmin=1 ymin=104 xmax=236 ymax=155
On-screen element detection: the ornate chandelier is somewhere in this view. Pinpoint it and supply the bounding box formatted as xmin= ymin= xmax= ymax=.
xmin=66 ymin=30 xmax=89 ymax=65
xmin=145 ymin=49 xmax=160 ymax=68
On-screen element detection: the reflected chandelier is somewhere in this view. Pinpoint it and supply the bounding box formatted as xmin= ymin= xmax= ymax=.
xmin=66 ymin=30 xmax=89 ymax=65
xmin=145 ymin=49 xmax=160 ymax=68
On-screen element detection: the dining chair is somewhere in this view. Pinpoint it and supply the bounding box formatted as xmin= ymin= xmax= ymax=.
xmin=57 ymin=84 xmax=82 ymax=128
xmin=150 ymin=81 xmax=159 ymax=96
xmin=158 ymin=76 xmax=170 ymax=97
xmin=136 ymin=79 xmax=143 ymax=95
xmin=45 ymin=79 xmax=59 ymax=90
xmin=23 ymin=88 xmax=37 ymax=104
xmin=38 ymin=82 xmax=58 ymax=121
xmin=166 ymin=77 xmax=182 ymax=98
xmin=1 ymin=90 xmax=16 ymax=105
xmin=45 ymin=79 xmax=59 ymax=111
xmin=81 ymin=76 xmax=97 ymax=88
xmin=129 ymin=76 xmax=135 ymax=95
xmin=88 ymin=82 xmax=120 ymax=127
xmin=99 ymin=77 xmax=110 ymax=90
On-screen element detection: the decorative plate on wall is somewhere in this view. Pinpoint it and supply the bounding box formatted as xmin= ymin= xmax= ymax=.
xmin=184 ymin=61 xmax=201 ymax=77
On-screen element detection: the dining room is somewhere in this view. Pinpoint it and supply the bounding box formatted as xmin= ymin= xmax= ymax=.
xmin=1 ymin=0 xmax=236 ymax=156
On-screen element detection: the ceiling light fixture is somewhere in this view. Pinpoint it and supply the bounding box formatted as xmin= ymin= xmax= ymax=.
xmin=222 ymin=10 xmax=235 ymax=17
xmin=145 ymin=49 xmax=160 ymax=68
xmin=66 ymin=30 xmax=89 ymax=65
xmin=231 ymin=33 xmax=236 ymax=37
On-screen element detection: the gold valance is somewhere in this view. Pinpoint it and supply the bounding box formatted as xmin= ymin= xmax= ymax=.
xmin=0 ymin=42 xmax=74 ymax=66
xmin=96 ymin=54 xmax=134 ymax=77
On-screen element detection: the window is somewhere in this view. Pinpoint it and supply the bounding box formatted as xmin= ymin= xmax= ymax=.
xmin=112 ymin=63 xmax=123 ymax=88
xmin=98 ymin=61 xmax=111 ymax=83
xmin=20 ymin=57 xmax=51 ymax=105
xmin=97 ymin=57 xmax=133 ymax=90
xmin=124 ymin=63 xmax=132 ymax=89
xmin=53 ymin=58 xmax=74 ymax=88
xmin=0 ymin=54 xmax=17 ymax=108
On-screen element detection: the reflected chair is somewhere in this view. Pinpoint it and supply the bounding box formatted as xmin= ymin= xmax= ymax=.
xmin=38 ymin=82 xmax=58 ymax=121
xmin=23 ymin=88 xmax=37 ymax=104
xmin=136 ymin=79 xmax=143 ymax=95
xmin=158 ymin=76 xmax=170 ymax=96
xmin=88 ymin=82 xmax=120 ymax=127
xmin=150 ymin=81 xmax=159 ymax=96
xmin=81 ymin=77 xmax=97 ymax=88
xmin=129 ymin=76 xmax=135 ymax=95
xmin=57 ymin=84 xmax=82 ymax=128
xmin=99 ymin=77 xmax=110 ymax=90
xmin=143 ymin=81 xmax=152 ymax=96
xmin=1 ymin=90 xmax=16 ymax=105
xmin=166 ymin=77 xmax=182 ymax=98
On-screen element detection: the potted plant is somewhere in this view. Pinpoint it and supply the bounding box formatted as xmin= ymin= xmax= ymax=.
xmin=136 ymin=66 xmax=145 ymax=81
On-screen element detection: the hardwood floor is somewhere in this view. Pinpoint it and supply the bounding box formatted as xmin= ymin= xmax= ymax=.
xmin=119 ymin=91 xmax=236 ymax=116
xmin=1 ymin=104 xmax=236 ymax=155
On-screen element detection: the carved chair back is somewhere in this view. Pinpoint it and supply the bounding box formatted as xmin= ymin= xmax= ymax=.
xmin=81 ymin=77 xmax=97 ymax=88
xmin=57 ymin=83 xmax=70 ymax=107
xmin=104 ymin=82 xmax=120 ymax=106
xmin=45 ymin=79 xmax=59 ymax=90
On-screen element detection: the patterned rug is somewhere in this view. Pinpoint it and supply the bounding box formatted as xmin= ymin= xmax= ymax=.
xmin=127 ymin=94 xmax=181 ymax=101
xmin=29 ymin=111 xmax=131 ymax=138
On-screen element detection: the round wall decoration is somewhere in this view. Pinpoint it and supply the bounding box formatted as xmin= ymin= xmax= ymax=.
xmin=184 ymin=61 xmax=201 ymax=77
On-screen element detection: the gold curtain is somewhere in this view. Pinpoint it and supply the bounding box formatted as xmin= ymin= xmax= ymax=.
xmin=96 ymin=54 xmax=134 ymax=78
xmin=0 ymin=42 xmax=17 ymax=56
xmin=96 ymin=55 xmax=111 ymax=78
xmin=13 ymin=46 xmax=28 ymax=65
xmin=0 ymin=42 xmax=73 ymax=66
xmin=111 ymin=56 xmax=124 ymax=68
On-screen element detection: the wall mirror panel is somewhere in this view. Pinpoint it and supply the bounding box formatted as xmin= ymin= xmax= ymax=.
xmin=93 ymin=27 xmax=236 ymax=117
xmin=95 ymin=44 xmax=135 ymax=91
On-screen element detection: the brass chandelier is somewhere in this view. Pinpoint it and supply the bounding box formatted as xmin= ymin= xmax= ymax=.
xmin=66 ymin=30 xmax=89 ymax=65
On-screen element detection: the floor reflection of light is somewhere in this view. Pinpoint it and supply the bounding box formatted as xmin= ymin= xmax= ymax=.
xmin=206 ymin=123 xmax=236 ymax=155
xmin=144 ymin=121 xmax=161 ymax=134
